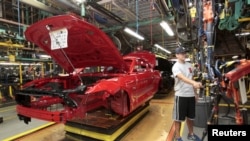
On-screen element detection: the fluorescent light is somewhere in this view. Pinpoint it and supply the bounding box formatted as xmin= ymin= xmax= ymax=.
xmin=39 ymin=54 xmax=51 ymax=59
xmin=154 ymin=44 xmax=171 ymax=54
xmin=235 ymin=32 xmax=250 ymax=36
xmin=124 ymin=27 xmax=145 ymax=40
xmin=74 ymin=0 xmax=85 ymax=4
xmin=160 ymin=21 xmax=174 ymax=36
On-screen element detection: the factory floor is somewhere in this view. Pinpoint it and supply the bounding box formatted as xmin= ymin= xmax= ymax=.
xmin=0 ymin=92 xmax=176 ymax=141
xmin=1 ymin=91 xmax=248 ymax=141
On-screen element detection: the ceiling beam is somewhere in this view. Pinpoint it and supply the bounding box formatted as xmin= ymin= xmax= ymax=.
xmin=88 ymin=2 xmax=125 ymax=24
xmin=102 ymin=16 xmax=174 ymax=32
xmin=19 ymin=0 xmax=63 ymax=14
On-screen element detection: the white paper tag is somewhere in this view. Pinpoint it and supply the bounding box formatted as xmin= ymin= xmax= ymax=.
xmin=49 ymin=28 xmax=68 ymax=50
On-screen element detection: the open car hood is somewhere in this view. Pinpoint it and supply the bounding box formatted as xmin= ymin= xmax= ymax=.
xmin=24 ymin=14 xmax=126 ymax=73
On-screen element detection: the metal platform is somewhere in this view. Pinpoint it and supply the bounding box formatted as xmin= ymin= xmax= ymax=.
xmin=64 ymin=104 xmax=150 ymax=141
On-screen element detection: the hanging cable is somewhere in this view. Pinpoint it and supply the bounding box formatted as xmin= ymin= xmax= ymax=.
xmin=136 ymin=0 xmax=139 ymax=33
xmin=154 ymin=2 xmax=165 ymax=48
xmin=150 ymin=0 xmax=153 ymax=45
xmin=17 ymin=0 xmax=21 ymax=36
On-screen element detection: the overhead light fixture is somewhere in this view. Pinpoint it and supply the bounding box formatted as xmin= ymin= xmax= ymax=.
xmin=74 ymin=0 xmax=85 ymax=4
xmin=38 ymin=54 xmax=51 ymax=59
xmin=154 ymin=44 xmax=171 ymax=54
xmin=160 ymin=21 xmax=174 ymax=36
xmin=124 ymin=27 xmax=145 ymax=40
xmin=235 ymin=32 xmax=250 ymax=36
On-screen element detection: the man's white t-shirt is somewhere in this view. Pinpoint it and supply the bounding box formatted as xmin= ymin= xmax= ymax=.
xmin=172 ymin=61 xmax=195 ymax=97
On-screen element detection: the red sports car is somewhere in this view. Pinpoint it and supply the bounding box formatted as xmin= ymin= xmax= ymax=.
xmin=15 ymin=14 xmax=161 ymax=123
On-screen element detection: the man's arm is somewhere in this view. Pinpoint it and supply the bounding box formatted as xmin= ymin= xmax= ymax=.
xmin=176 ymin=73 xmax=202 ymax=89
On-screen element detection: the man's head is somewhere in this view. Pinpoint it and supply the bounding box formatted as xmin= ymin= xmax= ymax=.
xmin=175 ymin=46 xmax=187 ymax=62
xmin=175 ymin=46 xmax=186 ymax=54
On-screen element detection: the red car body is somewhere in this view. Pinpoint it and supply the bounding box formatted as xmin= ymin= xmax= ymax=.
xmin=15 ymin=14 xmax=161 ymax=123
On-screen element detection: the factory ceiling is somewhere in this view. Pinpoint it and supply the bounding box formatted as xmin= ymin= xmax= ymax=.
xmin=0 ymin=0 xmax=250 ymax=59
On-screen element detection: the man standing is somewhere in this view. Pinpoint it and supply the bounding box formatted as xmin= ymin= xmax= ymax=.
xmin=172 ymin=46 xmax=202 ymax=141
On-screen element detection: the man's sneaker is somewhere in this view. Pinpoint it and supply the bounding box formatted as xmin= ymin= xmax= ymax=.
xmin=175 ymin=137 xmax=183 ymax=141
xmin=187 ymin=133 xmax=201 ymax=141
